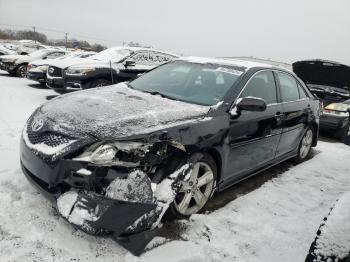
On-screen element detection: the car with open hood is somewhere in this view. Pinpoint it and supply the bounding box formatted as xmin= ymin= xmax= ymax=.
xmin=45 ymin=46 xmax=179 ymax=93
xmin=20 ymin=57 xmax=320 ymax=255
xmin=27 ymin=51 xmax=96 ymax=85
xmin=293 ymin=60 xmax=350 ymax=141
xmin=0 ymin=49 xmax=66 ymax=77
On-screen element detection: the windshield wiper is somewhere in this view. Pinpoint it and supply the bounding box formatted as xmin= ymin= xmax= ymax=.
xmin=147 ymin=91 xmax=179 ymax=101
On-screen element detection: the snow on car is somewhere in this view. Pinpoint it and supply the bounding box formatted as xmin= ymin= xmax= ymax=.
xmin=1 ymin=68 xmax=350 ymax=261
xmin=0 ymin=49 xmax=66 ymax=77
xmin=26 ymin=51 xmax=96 ymax=85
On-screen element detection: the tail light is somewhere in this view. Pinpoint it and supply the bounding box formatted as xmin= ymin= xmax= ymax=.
xmin=27 ymin=64 xmax=32 ymax=70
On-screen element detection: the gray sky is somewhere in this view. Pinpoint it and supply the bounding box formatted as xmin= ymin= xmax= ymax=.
xmin=1 ymin=0 xmax=349 ymax=64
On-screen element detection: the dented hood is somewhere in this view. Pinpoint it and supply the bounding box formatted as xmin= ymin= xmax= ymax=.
xmin=37 ymin=83 xmax=210 ymax=139
xmin=293 ymin=60 xmax=350 ymax=90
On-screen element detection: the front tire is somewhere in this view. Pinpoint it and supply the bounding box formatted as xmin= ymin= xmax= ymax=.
xmin=294 ymin=126 xmax=314 ymax=163
xmin=16 ymin=64 xmax=27 ymax=78
xmin=168 ymin=153 xmax=217 ymax=219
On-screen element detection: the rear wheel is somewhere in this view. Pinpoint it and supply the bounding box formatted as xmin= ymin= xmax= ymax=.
xmin=90 ymin=79 xmax=111 ymax=89
xmin=16 ymin=64 xmax=27 ymax=78
xmin=294 ymin=127 xmax=314 ymax=163
xmin=168 ymin=153 xmax=217 ymax=219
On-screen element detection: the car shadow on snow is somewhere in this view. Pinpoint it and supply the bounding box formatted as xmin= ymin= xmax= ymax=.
xmin=27 ymin=83 xmax=47 ymax=89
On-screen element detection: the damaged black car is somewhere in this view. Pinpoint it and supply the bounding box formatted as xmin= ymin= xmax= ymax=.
xmin=20 ymin=57 xmax=320 ymax=255
xmin=293 ymin=60 xmax=350 ymax=141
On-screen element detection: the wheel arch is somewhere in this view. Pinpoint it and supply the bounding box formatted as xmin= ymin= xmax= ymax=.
xmin=203 ymin=147 xmax=222 ymax=186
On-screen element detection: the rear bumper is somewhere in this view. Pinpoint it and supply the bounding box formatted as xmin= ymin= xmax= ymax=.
xmin=320 ymin=114 xmax=349 ymax=131
xmin=27 ymin=71 xmax=46 ymax=83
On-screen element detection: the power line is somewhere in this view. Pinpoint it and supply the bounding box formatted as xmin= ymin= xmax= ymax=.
xmin=0 ymin=23 xmax=121 ymax=45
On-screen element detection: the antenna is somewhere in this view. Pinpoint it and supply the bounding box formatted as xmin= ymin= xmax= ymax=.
xmin=110 ymin=60 xmax=114 ymax=84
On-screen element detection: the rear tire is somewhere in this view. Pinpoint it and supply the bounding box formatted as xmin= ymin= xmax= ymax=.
xmin=294 ymin=126 xmax=314 ymax=163
xmin=167 ymin=153 xmax=217 ymax=219
xmin=16 ymin=64 xmax=27 ymax=78
xmin=90 ymin=79 xmax=112 ymax=89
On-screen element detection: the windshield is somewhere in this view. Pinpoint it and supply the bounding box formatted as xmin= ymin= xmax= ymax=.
xmin=90 ymin=48 xmax=131 ymax=62
xmin=129 ymin=61 xmax=242 ymax=106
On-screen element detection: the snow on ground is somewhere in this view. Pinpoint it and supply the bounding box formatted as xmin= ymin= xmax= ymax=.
xmin=0 ymin=70 xmax=350 ymax=262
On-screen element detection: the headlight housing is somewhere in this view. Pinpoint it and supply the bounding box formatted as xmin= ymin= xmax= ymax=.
xmin=65 ymin=66 xmax=96 ymax=76
xmin=324 ymin=103 xmax=350 ymax=116
xmin=73 ymin=142 xmax=151 ymax=166
xmin=36 ymin=65 xmax=49 ymax=72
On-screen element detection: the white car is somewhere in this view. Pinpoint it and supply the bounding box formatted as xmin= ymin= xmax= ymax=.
xmin=0 ymin=44 xmax=18 ymax=56
xmin=27 ymin=51 xmax=96 ymax=85
xmin=0 ymin=49 xmax=66 ymax=77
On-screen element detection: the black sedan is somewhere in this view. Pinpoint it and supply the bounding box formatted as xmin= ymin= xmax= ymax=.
xmin=20 ymin=57 xmax=320 ymax=254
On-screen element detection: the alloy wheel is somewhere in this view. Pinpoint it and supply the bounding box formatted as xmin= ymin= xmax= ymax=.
xmin=19 ymin=66 xmax=27 ymax=78
xmin=300 ymin=129 xmax=313 ymax=159
xmin=174 ymin=162 xmax=215 ymax=216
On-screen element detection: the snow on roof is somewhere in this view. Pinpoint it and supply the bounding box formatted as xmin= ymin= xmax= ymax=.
xmin=179 ymin=56 xmax=274 ymax=70
xmin=108 ymin=46 xmax=179 ymax=57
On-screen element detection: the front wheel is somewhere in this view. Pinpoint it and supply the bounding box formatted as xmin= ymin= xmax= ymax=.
xmin=168 ymin=153 xmax=217 ymax=219
xmin=294 ymin=127 xmax=314 ymax=163
xmin=16 ymin=64 xmax=27 ymax=78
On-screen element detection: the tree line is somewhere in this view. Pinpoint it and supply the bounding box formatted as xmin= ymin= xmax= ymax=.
xmin=0 ymin=29 xmax=106 ymax=52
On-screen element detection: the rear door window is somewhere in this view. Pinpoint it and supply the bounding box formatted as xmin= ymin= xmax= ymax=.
xmin=278 ymin=72 xmax=301 ymax=102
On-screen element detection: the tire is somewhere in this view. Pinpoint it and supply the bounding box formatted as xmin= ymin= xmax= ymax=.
xmin=294 ymin=126 xmax=314 ymax=163
xmin=16 ymin=64 xmax=27 ymax=78
xmin=90 ymin=79 xmax=112 ymax=89
xmin=167 ymin=153 xmax=217 ymax=219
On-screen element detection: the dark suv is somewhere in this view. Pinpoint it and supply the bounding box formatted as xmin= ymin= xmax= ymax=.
xmin=46 ymin=46 xmax=178 ymax=93
xmin=20 ymin=57 xmax=320 ymax=254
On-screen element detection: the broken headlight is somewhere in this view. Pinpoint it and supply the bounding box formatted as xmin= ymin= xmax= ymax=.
xmin=74 ymin=142 xmax=151 ymax=167
xmin=90 ymin=144 xmax=118 ymax=165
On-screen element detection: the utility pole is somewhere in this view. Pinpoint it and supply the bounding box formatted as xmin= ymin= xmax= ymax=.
xmin=32 ymin=26 xmax=36 ymax=43
xmin=65 ymin=32 xmax=68 ymax=50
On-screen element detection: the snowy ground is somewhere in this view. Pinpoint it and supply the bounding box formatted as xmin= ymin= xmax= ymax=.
xmin=1 ymin=70 xmax=350 ymax=262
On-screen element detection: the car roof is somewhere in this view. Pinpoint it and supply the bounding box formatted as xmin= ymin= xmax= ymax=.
xmin=177 ymin=56 xmax=286 ymax=71
xmin=108 ymin=46 xmax=179 ymax=57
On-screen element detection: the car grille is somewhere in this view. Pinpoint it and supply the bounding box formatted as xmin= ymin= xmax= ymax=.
xmin=48 ymin=66 xmax=62 ymax=77
xmin=27 ymin=125 xmax=72 ymax=147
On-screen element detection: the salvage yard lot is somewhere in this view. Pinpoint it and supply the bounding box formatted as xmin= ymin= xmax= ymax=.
xmin=1 ymin=70 xmax=350 ymax=262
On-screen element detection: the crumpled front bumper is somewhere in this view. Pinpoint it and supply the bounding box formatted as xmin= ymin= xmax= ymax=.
xmin=20 ymin=136 xmax=189 ymax=255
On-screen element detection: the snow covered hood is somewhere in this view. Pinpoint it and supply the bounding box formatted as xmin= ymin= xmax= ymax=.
xmin=48 ymin=57 xmax=105 ymax=69
xmin=36 ymin=83 xmax=210 ymax=139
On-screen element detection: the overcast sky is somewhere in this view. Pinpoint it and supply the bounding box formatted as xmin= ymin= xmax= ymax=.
xmin=0 ymin=0 xmax=349 ymax=64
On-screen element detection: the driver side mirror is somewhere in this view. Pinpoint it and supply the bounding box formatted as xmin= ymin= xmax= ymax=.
xmin=230 ymin=97 xmax=267 ymax=116
xmin=124 ymin=60 xmax=136 ymax=67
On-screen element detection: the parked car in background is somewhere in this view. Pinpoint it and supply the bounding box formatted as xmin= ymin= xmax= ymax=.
xmin=46 ymin=46 xmax=179 ymax=93
xmin=305 ymin=192 xmax=350 ymax=262
xmin=0 ymin=43 xmax=17 ymax=56
xmin=0 ymin=49 xmax=66 ymax=77
xmin=27 ymin=51 xmax=96 ymax=85
xmin=21 ymin=57 xmax=320 ymax=255
xmin=293 ymin=60 xmax=350 ymax=141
